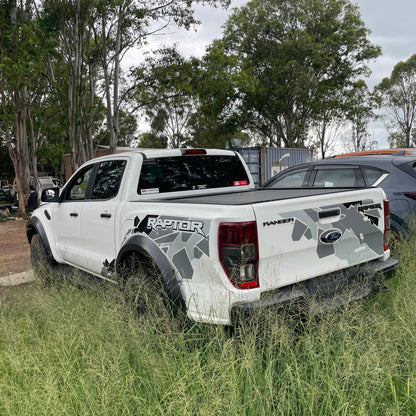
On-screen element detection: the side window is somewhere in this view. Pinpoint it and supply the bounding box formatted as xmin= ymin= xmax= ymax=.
xmin=313 ymin=168 xmax=359 ymax=187
xmin=64 ymin=165 xmax=94 ymax=201
xmin=268 ymin=169 xmax=309 ymax=188
xmin=362 ymin=167 xmax=385 ymax=185
xmin=91 ymin=160 xmax=126 ymax=200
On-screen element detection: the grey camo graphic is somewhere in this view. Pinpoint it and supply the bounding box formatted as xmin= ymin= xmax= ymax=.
xmin=133 ymin=215 xmax=210 ymax=279
xmin=280 ymin=200 xmax=383 ymax=262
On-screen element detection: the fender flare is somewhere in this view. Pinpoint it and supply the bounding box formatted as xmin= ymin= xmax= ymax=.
xmin=116 ymin=234 xmax=186 ymax=311
xmin=26 ymin=216 xmax=53 ymax=259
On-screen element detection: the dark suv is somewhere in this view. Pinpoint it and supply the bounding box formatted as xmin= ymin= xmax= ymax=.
xmin=263 ymin=155 xmax=416 ymax=235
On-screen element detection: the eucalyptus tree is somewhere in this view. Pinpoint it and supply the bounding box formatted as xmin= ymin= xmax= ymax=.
xmin=376 ymin=54 xmax=416 ymax=148
xmin=129 ymin=42 xmax=243 ymax=149
xmin=129 ymin=47 xmax=198 ymax=148
xmin=0 ymin=0 xmax=47 ymax=216
xmin=187 ymin=40 xmax=244 ymax=148
xmin=344 ymin=79 xmax=378 ymax=151
xmin=91 ymin=0 xmax=231 ymax=153
xmin=40 ymin=0 xmax=103 ymax=173
xmin=218 ymin=0 xmax=381 ymax=148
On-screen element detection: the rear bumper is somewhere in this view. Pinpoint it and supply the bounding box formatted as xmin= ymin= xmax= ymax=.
xmin=231 ymin=257 xmax=398 ymax=321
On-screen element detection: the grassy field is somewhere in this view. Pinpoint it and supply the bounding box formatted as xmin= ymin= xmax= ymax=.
xmin=1 ymin=240 xmax=416 ymax=415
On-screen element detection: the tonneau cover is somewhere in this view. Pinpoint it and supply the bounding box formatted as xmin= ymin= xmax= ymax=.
xmin=145 ymin=187 xmax=370 ymax=206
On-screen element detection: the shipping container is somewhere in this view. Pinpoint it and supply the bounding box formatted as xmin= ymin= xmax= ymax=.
xmin=234 ymin=147 xmax=313 ymax=185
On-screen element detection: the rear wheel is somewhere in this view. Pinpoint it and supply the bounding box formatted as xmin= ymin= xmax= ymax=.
xmin=30 ymin=234 xmax=56 ymax=285
xmin=120 ymin=253 xmax=173 ymax=324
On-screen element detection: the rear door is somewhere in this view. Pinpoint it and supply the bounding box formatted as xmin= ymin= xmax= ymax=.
xmin=81 ymin=159 xmax=127 ymax=279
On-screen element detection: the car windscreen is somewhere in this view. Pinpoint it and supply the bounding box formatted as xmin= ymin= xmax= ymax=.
xmin=137 ymin=155 xmax=250 ymax=195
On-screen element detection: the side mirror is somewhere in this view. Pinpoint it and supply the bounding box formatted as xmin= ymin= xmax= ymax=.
xmin=41 ymin=187 xmax=60 ymax=203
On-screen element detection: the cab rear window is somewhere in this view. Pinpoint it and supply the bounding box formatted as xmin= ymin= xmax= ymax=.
xmin=138 ymin=155 xmax=249 ymax=195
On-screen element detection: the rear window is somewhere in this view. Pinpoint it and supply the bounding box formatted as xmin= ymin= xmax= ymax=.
xmin=37 ymin=178 xmax=55 ymax=188
xmin=138 ymin=155 xmax=249 ymax=195
xmin=361 ymin=167 xmax=385 ymax=185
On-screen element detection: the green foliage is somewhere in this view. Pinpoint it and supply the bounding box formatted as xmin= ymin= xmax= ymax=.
xmin=219 ymin=0 xmax=381 ymax=147
xmin=1 ymin=239 xmax=416 ymax=414
xmin=376 ymin=54 xmax=416 ymax=148
xmin=187 ymin=40 xmax=244 ymax=148
xmin=136 ymin=132 xmax=168 ymax=149
xmin=129 ymin=47 xmax=198 ymax=148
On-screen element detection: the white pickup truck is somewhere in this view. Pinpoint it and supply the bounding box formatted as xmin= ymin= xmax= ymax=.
xmin=27 ymin=148 xmax=397 ymax=325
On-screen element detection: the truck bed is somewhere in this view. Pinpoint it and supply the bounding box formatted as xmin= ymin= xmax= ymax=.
xmin=145 ymin=187 xmax=370 ymax=205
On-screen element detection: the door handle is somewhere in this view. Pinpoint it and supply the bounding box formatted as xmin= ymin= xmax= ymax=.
xmin=100 ymin=213 xmax=112 ymax=218
xmin=319 ymin=209 xmax=340 ymax=219
xmin=70 ymin=212 xmax=78 ymax=217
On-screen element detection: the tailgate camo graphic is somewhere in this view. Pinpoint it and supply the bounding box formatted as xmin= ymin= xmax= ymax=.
xmin=277 ymin=200 xmax=384 ymax=261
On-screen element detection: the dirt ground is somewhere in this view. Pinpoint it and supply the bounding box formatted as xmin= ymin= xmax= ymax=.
xmin=0 ymin=218 xmax=31 ymax=277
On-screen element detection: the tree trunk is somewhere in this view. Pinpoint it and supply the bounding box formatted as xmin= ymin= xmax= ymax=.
xmin=12 ymin=89 xmax=31 ymax=218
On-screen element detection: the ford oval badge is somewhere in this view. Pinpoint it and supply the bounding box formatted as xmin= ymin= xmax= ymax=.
xmin=320 ymin=229 xmax=342 ymax=244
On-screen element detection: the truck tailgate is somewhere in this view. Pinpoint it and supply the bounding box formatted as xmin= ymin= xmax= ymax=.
xmin=253 ymin=188 xmax=386 ymax=291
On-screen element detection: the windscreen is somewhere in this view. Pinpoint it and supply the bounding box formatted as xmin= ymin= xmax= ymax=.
xmin=138 ymin=155 xmax=250 ymax=195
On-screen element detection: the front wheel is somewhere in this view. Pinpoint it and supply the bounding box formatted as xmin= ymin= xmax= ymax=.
xmin=30 ymin=233 xmax=56 ymax=286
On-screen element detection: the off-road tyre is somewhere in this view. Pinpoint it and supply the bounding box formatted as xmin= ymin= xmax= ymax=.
xmin=120 ymin=252 xmax=175 ymax=327
xmin=30 ymin=233 xmax=56 ymax=286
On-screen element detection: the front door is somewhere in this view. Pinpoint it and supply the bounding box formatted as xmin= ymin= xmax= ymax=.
xmin=52 ymin=164 xmax=94 ymax=269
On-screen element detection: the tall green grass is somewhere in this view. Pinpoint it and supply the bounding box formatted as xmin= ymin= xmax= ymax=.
xmin=1 ymin=240 xmax=416 ymax=415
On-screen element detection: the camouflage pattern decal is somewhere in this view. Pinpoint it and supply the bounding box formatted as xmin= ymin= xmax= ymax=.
xmin=281 ymin=200 xmax=384 ymax=261
xmin=132 ymin=215 xmax=210 ymax=279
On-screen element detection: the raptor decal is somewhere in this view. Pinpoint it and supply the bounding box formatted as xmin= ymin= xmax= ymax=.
xmin=131 ymin=215 xmax=210 ymax=279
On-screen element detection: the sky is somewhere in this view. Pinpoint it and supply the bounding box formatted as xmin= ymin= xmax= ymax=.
xmin=130 ymin=0 xmax=416 ymax=149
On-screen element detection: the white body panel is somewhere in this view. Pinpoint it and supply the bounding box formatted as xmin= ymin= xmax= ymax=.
xmin=30 ymin=149 xmax=394 ymax=325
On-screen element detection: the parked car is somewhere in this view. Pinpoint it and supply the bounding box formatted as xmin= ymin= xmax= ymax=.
xmin=50 ymin=177 xmax=64 ymax=188
xmin=0 ymin=189 xmax=13 ymax=204
xmin=0 ymin=180 xmax=12 ymax=200
xmin=262 ymin=154 xmax=416 ymax=236
xmin=12 ymin=176 xmax=56 ymax=208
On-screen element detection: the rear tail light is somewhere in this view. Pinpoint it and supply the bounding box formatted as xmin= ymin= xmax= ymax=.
xmin=383 ymin=200 xmax=391 ymax=251
xmin=218 ymin=221 xmax=259 ymax=289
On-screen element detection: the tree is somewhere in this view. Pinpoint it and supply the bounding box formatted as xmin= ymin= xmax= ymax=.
xmin=188 ymin=40 xmax=243 ymax=148
xmin=41 ymin=0 xmax=102 ymax=173
xmin=129 ymin=47 xmax=198 ymax=148
xmin=0 ymin=0 xmax=44 ymax=217
xmin=376 ymin=54 xmax=416 ymax=147
xmin=344 ymin=80 xmax=378 ymax=151
xmin=309 ymin=117 xmax=345 ymax=159
xmin=136 ymin=131 xmax=168 ymax=149
xmin=92 ymin=0 xmax=231 ymax=153
xmin=219 ymin=0 xmax=381 ymax=148
xmin=130 ymin=42 xmax=245 ymax=149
